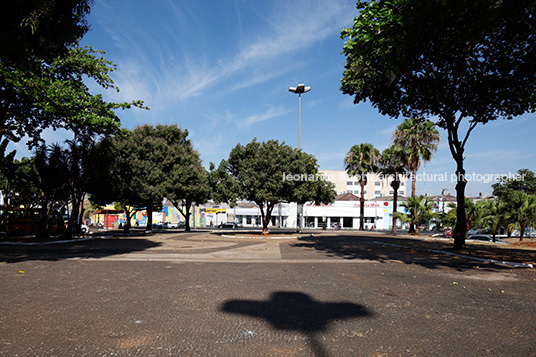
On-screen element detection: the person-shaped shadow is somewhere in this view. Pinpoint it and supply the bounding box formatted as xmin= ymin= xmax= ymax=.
xmin=221 ymin=291 xmax=374 ymax=356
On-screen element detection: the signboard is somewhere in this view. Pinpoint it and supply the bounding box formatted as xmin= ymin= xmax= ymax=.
xmin=206 ymin=208 xmax=226 ymax=214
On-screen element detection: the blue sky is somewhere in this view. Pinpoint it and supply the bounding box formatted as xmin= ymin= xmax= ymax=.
xmin=11 ymin=0 xmax=536 ymax=197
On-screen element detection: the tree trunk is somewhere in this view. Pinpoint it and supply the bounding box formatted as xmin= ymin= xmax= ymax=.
xmin=453 ymin=163 xmax=467 ymax=250
xmin=79 ymin=207 xmax=85 ymax=228
xmin=38 ymin=202 xmax=49 ymax=239
xmin=407 ymin=169 xmax=417 ymax=234
xmin=176 ymin=201 xmax=192 ymax=232
xmin=391 ymin=179 xmax=400 ymax=235
xmin=264 ymin=206 xmax=274 ymax=236
xmin=359 ymin=180 xmax=365 ymax=230
xmin=146 ymin=203 xmax=153 ymax=231
xmin=519 ymin=224 xmax=525 ymax=241
xmin=123 ymin=207 xmax=131 ymax=232
xmin=411 ymin=168 xmax=417 ymax=197
xmin=184 ymin=202 xmax=192 ymax=232
xmin=444 ymin=114 xmax=470 ymax=250
xmin=259 ymin=204 xmax=269 ymax=235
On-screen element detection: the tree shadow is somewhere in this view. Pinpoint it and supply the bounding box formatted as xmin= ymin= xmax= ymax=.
xmin=0 ymin=238 xmax=161 ymax=263
xmin=291 ymin=234 xmax=530 ymax=272
xmin=220 ymin=291 xmax=374 ymax=357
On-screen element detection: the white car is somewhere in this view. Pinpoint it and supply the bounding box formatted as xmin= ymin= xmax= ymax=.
xmin=468 ymin=234 xmax=508 ymax=244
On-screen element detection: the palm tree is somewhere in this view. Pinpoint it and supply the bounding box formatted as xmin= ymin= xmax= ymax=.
xmin=378 ymin=145 xmax=408 ymax=234
xmin=480 ymin=200 xmax=503 ymax=242
xmin=395 ymin=195 xmax=435 ymax=235
xmin=393 ymin=117 xmax=440 ymax=233
xmin=507 ymin=192 xmax=536 ymax=241
xmin=344 ymin=143 xmax=380 ymax=230
xmin=33 ymin=143 xmax=70 ymax=237
xmin=442 ymin=198 xmax=486 ymax=236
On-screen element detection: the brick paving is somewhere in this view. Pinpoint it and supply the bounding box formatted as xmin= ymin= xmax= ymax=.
xmin=0 ymin=231 xmax=535 ymax=356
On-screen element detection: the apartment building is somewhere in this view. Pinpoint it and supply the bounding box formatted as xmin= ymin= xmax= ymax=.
xmin=319 ymin=170 xmax=407 ymax=200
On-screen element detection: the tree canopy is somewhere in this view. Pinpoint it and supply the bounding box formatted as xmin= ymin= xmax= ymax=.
xmin=395 ymin=195 xmax=434 ymax=236
xmin=492 ymin=169 xmax=536 ymax=199
xmin=392 ymin=117 xmax=439 ymax=197
xmin=213 ymin=139 xmax=335 ymax=234
xmin=0 ymin=0 xmax=146 ymax=167
xmin=88 ymin=125 xmax=206 ymax=232
xmin=341 ymin=0 xmax=536 ymax=249
xmin=165 ymin=133 xmax=210 ymax=232
xmin=1 ymin=0 xmax=92 ymax=64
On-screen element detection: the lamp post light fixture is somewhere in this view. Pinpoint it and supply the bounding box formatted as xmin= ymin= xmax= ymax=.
xmin=289 ymin=83 xmax=311 ymax=232
xmin=288 ymin=84 xmax=311 ymax=150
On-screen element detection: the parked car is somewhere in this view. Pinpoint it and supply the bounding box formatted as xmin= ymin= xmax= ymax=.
xmin=218 ymin=222 xmax=242 ymax=229
xmin=177 ymin=221 xmax=186 ymax=228
xmin=152 ymin=221 xmax=165 ymax=229
xmin=417 ymin=224 xmax=428 ymax=231
xmin=468 ymin=234 xmax=509 ymax=244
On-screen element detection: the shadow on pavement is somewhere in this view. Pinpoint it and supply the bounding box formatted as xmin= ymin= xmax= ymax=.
xmin=221 ymin=291 xmax=374 ymax=357
xmin=292 ymin=234 xmax=530 ymax=271
xmin=0 ymin=238 xmax=161 ymax=263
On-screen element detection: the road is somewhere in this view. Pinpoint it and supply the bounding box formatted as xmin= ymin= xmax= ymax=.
xmin=1 ymin=231 xmax=534 ymax=356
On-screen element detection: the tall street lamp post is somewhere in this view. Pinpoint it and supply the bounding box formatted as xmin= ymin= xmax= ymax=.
xmin=289 ymin=84 xmax=311 ymax=150
xmin=289 ymin=83 xmax=311 ymax=231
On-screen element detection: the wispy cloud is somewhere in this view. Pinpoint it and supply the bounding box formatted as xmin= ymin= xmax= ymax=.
xmin=94 ymin=1 xmax=353 ymax=107
xmin=469 ymin=149 xmax=535 ymax=161
xmin=242 ymin=107 xmax=290 ymax=127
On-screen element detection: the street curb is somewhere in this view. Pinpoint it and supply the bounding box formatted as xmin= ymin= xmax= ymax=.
xmin=221 ymin=234 xmax=314 ymax=240
xmin=0 ymin=236 xmax=95 ymax=246
xmin=373 ymin=241 xmax=534 ymax=269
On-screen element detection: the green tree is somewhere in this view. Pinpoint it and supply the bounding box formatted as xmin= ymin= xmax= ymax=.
xmin=7 ymin=157 xmax=41 ymax=209
xmin=392 ymin=117 xmax=440 ymax=197
xmin=341 ymin=0 xmax=536 ymax=249
xmin=63 ymin=136 xmax=107 ymax=235
xmin=492 ymin=169 xmax=536 ymax=199
xmin=443 ymin=199 xmax=486 ymax=236
xmin=1 ymin=0 xmax=91 ymax=64
xmin=506 ymin=192 xmax=536 ymax=241
xmin=214 ymin=139 xmax=335 ymax=235
xmin=480 ymin=200 xmax=504 ymax=243
xmin=1 ymin=45 xmax=146 ymax=150
xmin=0 ymin=140 xmax=19 ymax=207
xmin=378 ymin=144 xmax=407 ymax=234
xmin=0 ymin=155 xmax=41 ymax=233
xmin=344 ymin=143 xmax=380 ymax=231
xmin=165 ymin=133 xmax=211 ymax=232
xmin=109 ymin=125 xmax=189 ymax=231
xmin=33 ymin=144 xmax=70 ymax=237
xmin=1 ymin=1 xmax=146 ymax=166
xmin=395 ymin=195 xmax=434 ymax=236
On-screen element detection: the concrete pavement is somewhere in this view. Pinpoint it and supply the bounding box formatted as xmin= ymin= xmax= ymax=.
xmin=0 ymin=231 xmax=534 ymax=356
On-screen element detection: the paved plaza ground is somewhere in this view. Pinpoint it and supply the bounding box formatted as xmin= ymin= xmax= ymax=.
xmin=1 ymin=231 xmax=535 ymax=356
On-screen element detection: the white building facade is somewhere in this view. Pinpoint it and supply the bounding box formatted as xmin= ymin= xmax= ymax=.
xmin=209 ymin=194 xmax=408 ymax=230
xmin=320 ymin=170 xmax=408 ymax=199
